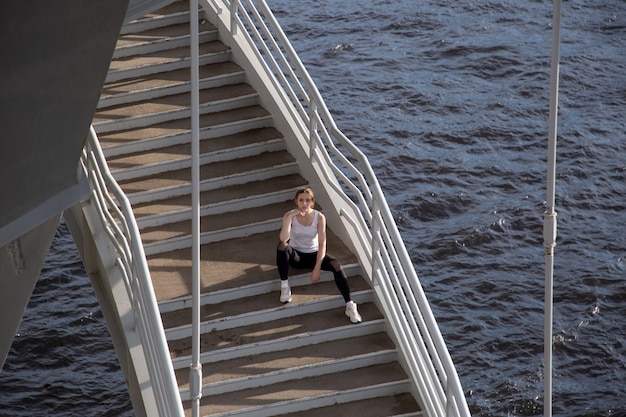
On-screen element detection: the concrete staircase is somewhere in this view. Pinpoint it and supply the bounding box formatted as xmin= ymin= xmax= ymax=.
xmin=93 ymin=2 xmax=422 ymax=416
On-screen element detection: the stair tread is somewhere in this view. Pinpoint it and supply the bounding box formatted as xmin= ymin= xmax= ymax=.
xmin=93 ymin=83 xmax=255 ymax=124
xmin=174 ymin=332 xmax=395 ymax=388
xmin=168 ymin=300 xmax=380 ymax=359
xmin=284 ymin=394 xmax=421 ymax=417
xmin=116 ymin=21 xmax=214 ymax=49
xmin=147 ymin=231 xmax=358 ymax=301
xmin=97 ymin=106 xmax=270 ymax=147
xmin=107 ymin=125 xmax=279 ymax=171
xmin=101 ymin=61 xmax=243 ymax=100
xmin=108 ymin=40 xmax=228 ymax=72
xmin=187 ymin=363 xmax=410 ymax=416
xmin=130 ymin=1 xmax=190 ymax=24
xmin=162 ymin=277 xmax=372 ymax=330
xmin=140 ymin=200 xmax=289 ymax=243
xmin=132 ymin=173 xmax=305 ymax=219
xmin=117 ymin=150 xmax=295 ymax=195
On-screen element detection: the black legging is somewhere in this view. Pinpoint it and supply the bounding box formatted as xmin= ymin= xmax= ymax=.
xmin=276 ymin=242 xmax=352 ymax=302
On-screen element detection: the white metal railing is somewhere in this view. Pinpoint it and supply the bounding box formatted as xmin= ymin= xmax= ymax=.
xmin=204 ymin=1 xmax=472 ymax=416
xmin=82 ymin=126 xmax=184 ymax=417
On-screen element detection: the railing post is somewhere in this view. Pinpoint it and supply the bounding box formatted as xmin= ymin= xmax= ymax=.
xmin=544 ymin=2 xmax=562 ymax=417
xmin=370 ymin=196 xmax=380 ymax=283
xmin=446 ymin=378 xmax=454 ymax=417
xmin=230 ymin=0 xmax=239 ymax=35
xmin=308 ymin=100 xmax=317 ymax=159
xmin=190 ymin=0 xmax=203 ymax=416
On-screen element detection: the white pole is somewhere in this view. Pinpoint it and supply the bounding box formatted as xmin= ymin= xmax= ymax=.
xmin=190 ymin=0 xmax=202 ymax=416
xmin=544 ymin=1 xmax=562 ymax=416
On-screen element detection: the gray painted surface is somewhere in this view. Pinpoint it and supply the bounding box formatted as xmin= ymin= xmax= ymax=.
xmin=0 ymin=0 xmax=130 ymax=369
xmin=0 ymin=0 xmax=129 ymax=245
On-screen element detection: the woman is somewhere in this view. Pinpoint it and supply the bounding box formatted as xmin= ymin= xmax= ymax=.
xmin=276 ymin=187 xmax=362 ymax=323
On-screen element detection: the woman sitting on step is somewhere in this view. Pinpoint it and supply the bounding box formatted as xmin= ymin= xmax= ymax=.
xmin=276 ymin=187 xmax=362 ymax=324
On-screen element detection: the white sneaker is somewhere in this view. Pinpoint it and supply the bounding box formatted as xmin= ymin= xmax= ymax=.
xmin=280 ymin=285 xmax=292 ymax=304
xmin=345 ymin=302 xmax=362 ymax=324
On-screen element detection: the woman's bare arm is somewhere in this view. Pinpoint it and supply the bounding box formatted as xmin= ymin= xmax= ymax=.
xmin=279 ymin=209 xmax=301 ymax=243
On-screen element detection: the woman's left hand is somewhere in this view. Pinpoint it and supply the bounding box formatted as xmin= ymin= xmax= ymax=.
xmin=311 ymin=266 xmax=321 ymax=283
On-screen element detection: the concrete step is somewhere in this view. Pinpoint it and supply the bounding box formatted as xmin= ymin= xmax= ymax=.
xmin=281 ymin=395 xmax=423 ymax=417
xmin=122 ymin=1 xmax=191 ymax=35
xmin=113 ymin=21 xmax=217 ymax=59
xmin=191 ymin=364 xmax=412 ymax=416
xmin=118 ymin=150 xmax=297 ymax=206
xmin=99 ymin=107 xmax=273 ymax=155
xmin=164 ymin=288 xmax=375 ymax=342
xmin=93 ymin=83 xmax=258 ymax=133
xmin=141 ymin=201 xmax=286 ymax=255
xmin=107 ymin=127 xmax=284 ymax=182
xmin=105 ymin=40 xmax=231 ymax=84
xmin=159 ymin=263 xmax=362 ymax=315
xmin=98 ymin=62 xmax=245 ymax=109
xmin=180 ymin=349 xmax=399 ymax=399
xmin=170 ymin=317 xmax=384 ymax=369
xmin=146 ymin=231 xmax=358 ymax=302
xmin=162 ymin=272 xmax=369 ymax=334
xmin=180 ymin=332 xmax=396 ymax=387
xmin=111 ymin=135 xmax=281 ymax=182
xmin=133 ymin=173 xmax=306 ymax=228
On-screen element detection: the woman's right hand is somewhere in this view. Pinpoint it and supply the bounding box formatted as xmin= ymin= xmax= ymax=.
xmin=289 ymin=209 xmax=304 ymax=219
xmin=280 ymin=209 xmax=300 ymax=242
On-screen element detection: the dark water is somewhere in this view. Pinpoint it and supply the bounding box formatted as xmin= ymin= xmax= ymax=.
xmin=1 ymin=0 xmax=625 ymax=416
xmin=0 ymin=221 xmax=133 ymax=417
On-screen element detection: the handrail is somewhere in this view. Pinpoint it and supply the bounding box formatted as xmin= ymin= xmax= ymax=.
xmin=82 ymin=126 xmax=184 ymax=417
xmin=205 ymin=1 xmax=471 ymax=416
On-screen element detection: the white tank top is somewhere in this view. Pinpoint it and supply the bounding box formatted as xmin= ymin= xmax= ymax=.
xmin=289 ymin=210 xmax=319 ymax=253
